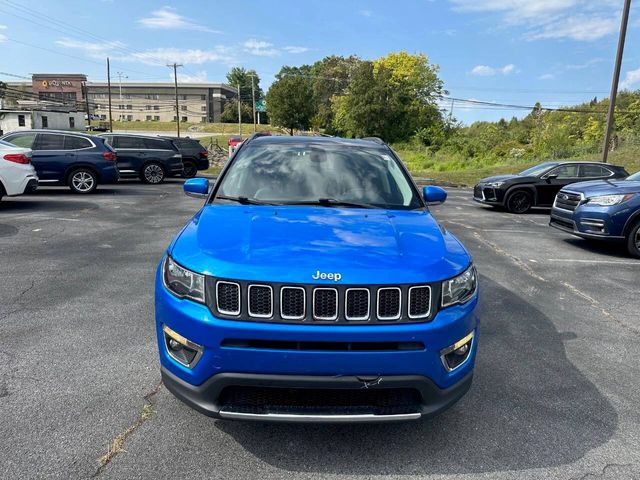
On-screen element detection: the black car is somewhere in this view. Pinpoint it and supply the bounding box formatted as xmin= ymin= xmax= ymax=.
xmin=474 ymin=161 xmax=629 ymax=213
xmin=159 ymin=136 xmax=209 ymax=178
xmin=100 ymin=134 xmax=183 ymax=184
xmin=0 ymin=129 xmax=119 ymax=194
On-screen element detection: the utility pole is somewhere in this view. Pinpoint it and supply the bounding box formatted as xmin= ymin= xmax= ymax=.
xmin=602 ymin=0 xmax=632 ymax=163
xmin=116 ymin=71 xmax=127 ymax=100
xmin=237 ymin=83 xmax=242 ymax=136
xmin=168 ymin=63 xmax=183 ymax=137
xmin=106 ymin=57 xmax=113 ymax=132
xmin=250 ymin=74 xmax=257 ymax=132
xmin=83 ymin=81 xmax=91 ymax=129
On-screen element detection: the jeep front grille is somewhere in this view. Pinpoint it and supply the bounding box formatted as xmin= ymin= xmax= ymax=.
xmin=207 ymin=279 xmax=437 ymax=324
xmin=313 ymin=288 xmax=338 ymax=320
xmin=280 ymin=287 xmax=305 ymax=319
xmin=216 ymin=281 xmax=240 ymax=315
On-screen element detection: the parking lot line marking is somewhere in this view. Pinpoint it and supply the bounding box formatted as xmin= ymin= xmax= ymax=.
xmin=547 ymin=258 xmax=640 ymax=265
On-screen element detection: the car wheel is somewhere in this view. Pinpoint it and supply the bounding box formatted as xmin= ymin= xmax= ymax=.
xmin=68 ymin=168 xmax=97 ymax=194
xmin=506 ymin=190 xmax=533 ymax=214
xmin=141 ymin=163 xmax=165 ymax=184
xmin=182 ymin=161 xmax=197 ymax=178
xmin=626 ymin=221 xmax=640 ymax=258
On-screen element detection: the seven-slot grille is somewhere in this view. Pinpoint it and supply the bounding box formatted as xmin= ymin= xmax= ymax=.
xmin=554 ymin=191 xmax=582 ymax=212
xmin=210 ymin=280 xmax=434 ymax=324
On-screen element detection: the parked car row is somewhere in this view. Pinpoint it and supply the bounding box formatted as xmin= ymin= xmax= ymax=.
xmin=0 ymin=130 xmax=210 ymax=197
xmin=474 ymin=161 xmax=640 ymax=257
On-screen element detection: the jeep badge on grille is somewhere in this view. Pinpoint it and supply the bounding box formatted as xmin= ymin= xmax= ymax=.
xmin=312 ymin=270 xmax=342 ymax=282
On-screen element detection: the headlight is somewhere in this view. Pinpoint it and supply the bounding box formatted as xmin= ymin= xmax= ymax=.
xmin=442 ymin=266 xmax=477 ymax=308
xmin=587 ymin=193 xmax=635 ymax=206
xmin=485 ymin=181 xmax=504 ymax=188
xmin=163 ymin=256 xmax=205 ymax=303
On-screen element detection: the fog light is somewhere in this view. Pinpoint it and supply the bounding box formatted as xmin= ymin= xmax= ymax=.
xmin=163 ymin=325 xmax=203 ymax=368
xmin=440 ymin=331 xmax=474 ymax=373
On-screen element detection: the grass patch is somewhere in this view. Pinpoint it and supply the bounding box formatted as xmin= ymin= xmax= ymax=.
xmin=111 ymin=121 xmax=272 ymax=135
xmin=392 ymin=143 xmax=640 ymax=186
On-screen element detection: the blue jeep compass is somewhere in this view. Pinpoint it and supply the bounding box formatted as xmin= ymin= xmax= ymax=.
xmin=156 ymin=135 xmax=479 ymax=422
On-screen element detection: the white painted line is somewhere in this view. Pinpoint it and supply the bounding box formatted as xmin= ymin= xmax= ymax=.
xmin=547 ymin=258 xmax=640 ymax=265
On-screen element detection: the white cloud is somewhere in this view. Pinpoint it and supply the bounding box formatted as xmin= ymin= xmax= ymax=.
xmin=0 ymin=25 xmax=6 ymax=42
xmin=620 ymin=67 xmax=640 ymax=90
xmin=56 ymin=37 xmax=235 ymax=65
xmin=173 ymin=70 xmax=209 ymax=83
xmin=471 ymin=64 xmax=517 ymax=76
xmin=449 ymin=0 xmax=620 ymax=41
xmin=128 ymin=47 xmax=235 ymax=65
xmin=138 ymin=7 xmax=220 ymax=33
xmin=359 ymin=9 xmax=373 ymax=17
xmin=243 ymin=39 xmax=279 ymax=57
xmin=282 ymin=46 xmax=309 ymax=54
xmin=538 ymin=73 xmax=555 ymax=80
xmin=55 ymin=38 xmax=126 ymax=55
xmin=529 ymin=15 xmax=618 ymax=41
xmin=565 ymin=58 xmax=605 ymax=70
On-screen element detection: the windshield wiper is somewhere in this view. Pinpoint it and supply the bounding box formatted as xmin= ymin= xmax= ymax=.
xmin=283 ymin=198 xmax=376 ymax=209
xmin=216 ymin=195 xmax=276 ymax=205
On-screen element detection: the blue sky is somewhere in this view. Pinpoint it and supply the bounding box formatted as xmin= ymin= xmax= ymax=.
xmin=1 ymin=0 xmax=639 ymax=124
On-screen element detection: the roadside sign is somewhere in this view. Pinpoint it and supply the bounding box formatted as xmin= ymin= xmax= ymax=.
xmin=255 ymin=100 xmax=266 ymax=112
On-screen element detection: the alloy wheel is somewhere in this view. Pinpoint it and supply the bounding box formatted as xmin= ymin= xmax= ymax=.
xmin=144 ymin=164 xmax=164 ymax=184
xmin=508 ymin=192 xmax=531 ymax=214
xmin=71 ymin=171 xmax=95 ymax=193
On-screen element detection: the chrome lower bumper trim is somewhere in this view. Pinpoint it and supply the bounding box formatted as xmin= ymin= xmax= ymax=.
xmin=218 ymin=410 xmax=422 ymax=423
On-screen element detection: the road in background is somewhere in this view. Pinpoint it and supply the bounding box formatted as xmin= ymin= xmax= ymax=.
xmin=0 ymin=183 xmax=639 ymax=479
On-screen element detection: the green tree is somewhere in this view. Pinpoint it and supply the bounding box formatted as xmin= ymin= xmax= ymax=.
xmin=220 ymin=100 xmax=253 ymax=123
xmin=226 ymin=67 xmax=263 ymax=103
xmin=331 ymin=52 xmax=444 ymax=142
xmin=266 ymin=73 xmax=316 ymax=134
xmin=310 ymin=55 xmax=362 ymax=131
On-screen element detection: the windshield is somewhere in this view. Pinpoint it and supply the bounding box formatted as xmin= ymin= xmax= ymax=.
xmin=214 ymin=142 xmax=423 ymax=210
xmin=627 ymin=171 xmax=640 ymax=181
xmin=518 ymin=163 xmax=559 ymax=177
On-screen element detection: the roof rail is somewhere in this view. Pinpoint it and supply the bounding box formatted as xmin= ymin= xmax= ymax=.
xmin=361 ymin=136 xmax=386 ymax=145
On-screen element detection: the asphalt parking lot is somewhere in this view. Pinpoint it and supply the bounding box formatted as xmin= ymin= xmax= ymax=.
xmin=1 ymin=180 xmax=639 ymax=480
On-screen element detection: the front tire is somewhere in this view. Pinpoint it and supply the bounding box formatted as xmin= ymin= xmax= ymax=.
xmin=68 ymin=168 xmax=97 ymax=194
xmin=506 ymin=190 xmax=533 ymax=214
xmin=141 ymin=162 xmax=165 ymax=184
xmin=626 ymin=221 xmax=640 ymax=258
xmin=182 ymin=161 xmax=197 ymax=178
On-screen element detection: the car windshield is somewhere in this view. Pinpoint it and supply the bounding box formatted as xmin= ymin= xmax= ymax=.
xmin=627 ymin=171 xmax=640 ymax=181
xmin=214 ymin=142 xmax=423 ymax=210
xmin=518 ymin=163 xmax=559 ymax=177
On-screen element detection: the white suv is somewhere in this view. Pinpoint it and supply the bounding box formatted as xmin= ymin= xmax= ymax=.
xmin=0 ymin=140 xmax=38 ymax=201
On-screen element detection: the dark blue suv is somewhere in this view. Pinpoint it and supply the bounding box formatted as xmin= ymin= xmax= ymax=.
xmin=550 ymin=171 xmax=640 ymax=257
xmin=0 ymin=130 xmax=119 ymax=193
xmin=156 ymin=136 xmax=479 ymax=423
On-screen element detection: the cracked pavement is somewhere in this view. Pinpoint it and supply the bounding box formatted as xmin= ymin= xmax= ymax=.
xmin=0 ymin=182 xmax=639 ymax=479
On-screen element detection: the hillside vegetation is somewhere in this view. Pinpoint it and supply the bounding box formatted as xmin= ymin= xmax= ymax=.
xmin=392 ymin=92 xmax=640 ymax=184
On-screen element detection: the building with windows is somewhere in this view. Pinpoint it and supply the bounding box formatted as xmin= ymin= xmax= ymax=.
xmin=0 ymin=109 xmax=85 ymax=135
xmin=4 ymin=75 xmax=237 ymax=124
xmin=86 ymin=82 xmax=236 ymax=123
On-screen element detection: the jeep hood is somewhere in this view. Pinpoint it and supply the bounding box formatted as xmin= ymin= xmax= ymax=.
xmin=169 ymin=205 xmax=471 ymax=284
xmin=562 ymin=179 xmax=640 ymax=195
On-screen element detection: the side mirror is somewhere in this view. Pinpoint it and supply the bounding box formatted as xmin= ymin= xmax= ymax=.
xmin=544 ymin=174 xmax=558 ymax=182
xmin=423 ymin=185 xmax=447 ymax=205
xmin=183 ymin=178 xmax=209 ymax=198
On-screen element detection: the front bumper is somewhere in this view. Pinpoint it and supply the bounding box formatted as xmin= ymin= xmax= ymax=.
xmin=162 ymin=367 xmax=473 ymax=422
xmin=473 ymin=184 xmax=504 ymax=206
xmin=156 ymin=266 xmax=479 ymax=422
xmin=550 ymin=206 xmax=626 ymax=241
